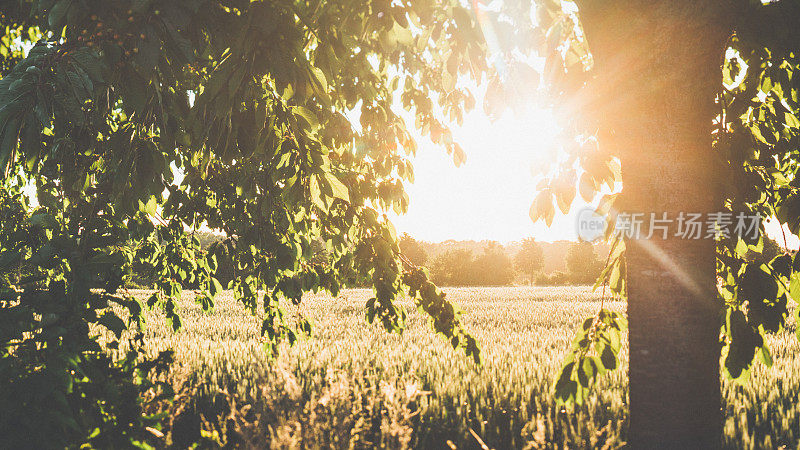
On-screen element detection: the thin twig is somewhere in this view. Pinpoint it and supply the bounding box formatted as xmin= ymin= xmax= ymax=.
xmin=468 ymin=428 xmax=491 ymax=450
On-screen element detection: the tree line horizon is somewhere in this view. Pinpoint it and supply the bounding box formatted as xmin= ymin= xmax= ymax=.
xmin=134 ymin=230 xmax=782 ymax=289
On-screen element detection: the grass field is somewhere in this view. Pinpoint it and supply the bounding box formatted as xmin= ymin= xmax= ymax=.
xmin=122 ymin=287 xmax=800 ymax=449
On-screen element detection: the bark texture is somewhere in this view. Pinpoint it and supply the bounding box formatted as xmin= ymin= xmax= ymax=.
xmin=576 ymin=2 xmax=734 ymax=448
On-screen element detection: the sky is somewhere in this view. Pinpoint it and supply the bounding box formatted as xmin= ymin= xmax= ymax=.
xmin=387 ymin=96 xmax=588 ymax=244
xmin=387 ymin=87 xmax=800 ymax=248
xmin=384 ymin=0 xmax=800 ymax=247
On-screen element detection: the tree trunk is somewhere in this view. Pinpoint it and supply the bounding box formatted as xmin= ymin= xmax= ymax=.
xmin=576 ymin=2 xmax=734 ymax=448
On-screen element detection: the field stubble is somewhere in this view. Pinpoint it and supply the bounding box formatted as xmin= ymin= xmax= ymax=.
xmin=119 ymin=287 xmax=800 ymax=449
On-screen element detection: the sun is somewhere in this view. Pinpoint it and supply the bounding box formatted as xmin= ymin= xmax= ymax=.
xmin=483 ymin=104 xmax=562 ymax=171
xmin=390 ymin=100 xmax=584 ymax=244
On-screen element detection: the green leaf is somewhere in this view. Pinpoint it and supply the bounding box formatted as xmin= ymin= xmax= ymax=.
xmin=555 ymin=182 xmax=576 ymax=214
xmin=309 ymin=175 xmax=328 ymax=211
xmin=292 ymin=106 xmax=319 ymax=129
xmin=759 ymin=345 xmax=773 ymax=367
xmin=29 ymin=212 xmax=59 ymax=229
xmin=324 ymin=172 xmax=349 ymax=202
xmin=168 ymin=313 xmax=182 ymax=332
xmin=785 ymin=112 xmax=800 ymax=129
xmin=578 ymin=356 xmax=598 ymax=387
xmin=788 ymin=275 xmax=800 ymax=302
xmin=98 ymin=312 xmax=127 ymax=339
xmin=770 ymin=254 xmax=792 ymax=279
xmin=209 ymin=277 xmax=223 ymax=297
xmin=724 ymin=308 xmax=758 ymax=382
xmin=529 ymin=190 xmax=555 ymax=227
xmin=310 ymin=66 xmax=328 ymax=92
xmin=138 ymin=196 xmax=158 ymax=216
xmin=452 ymin=143 xmax=466 ymax=167
xmin=735 ymin=238 xmax=749 ymax=258
xmin=554 ymin=361 xmax=577 ymax=404
xmin=48 ymin=0 xmax=73 ymax=29
xmin=70 ymin=48 xmax=104 ymax=82
xmin=751 ymin=124 xmax=769 ymax=145
xmin=600 ymin=344 xmax=617 ymax=370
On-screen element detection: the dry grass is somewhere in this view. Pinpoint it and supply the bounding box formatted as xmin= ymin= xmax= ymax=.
xmin=115 ymin=286 xmax=800 ymax=449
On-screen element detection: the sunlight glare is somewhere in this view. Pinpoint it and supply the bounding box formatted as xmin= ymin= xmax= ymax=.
xmin=390 ymin=102 xmax=582 ymax=243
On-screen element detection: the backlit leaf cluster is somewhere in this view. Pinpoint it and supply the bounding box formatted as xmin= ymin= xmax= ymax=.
xmin=0 ymin=0 xmax=488 ymax=445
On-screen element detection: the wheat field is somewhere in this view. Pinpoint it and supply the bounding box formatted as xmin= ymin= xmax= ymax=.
xmin=121 ymin=287 xmax=800 ymax=449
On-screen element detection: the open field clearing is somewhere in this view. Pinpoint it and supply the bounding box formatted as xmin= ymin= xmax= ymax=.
xmin=122 ymin=287 xmax=800 ymax=449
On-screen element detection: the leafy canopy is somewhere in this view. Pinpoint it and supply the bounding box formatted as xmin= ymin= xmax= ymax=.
xmin=0 ymin=0 xmax=489 ymax=446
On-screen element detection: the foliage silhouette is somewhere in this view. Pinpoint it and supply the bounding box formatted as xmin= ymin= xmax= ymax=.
xmin=0 ymin=0 xmax=486 ymax=446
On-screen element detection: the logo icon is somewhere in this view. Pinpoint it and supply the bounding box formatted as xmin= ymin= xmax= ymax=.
xmin=576 ymin=207 xmax=606 ymax=242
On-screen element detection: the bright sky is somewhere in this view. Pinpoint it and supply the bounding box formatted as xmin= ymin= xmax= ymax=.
xmin=385 ymin=0 xmax=800 ymax=247
xmin=383 ymin=0 xmax=593 ymax=243
xmin=388 ymin=94 xmax=586 ymax=244
xmin=387 ymin=87 xmax=800 ymax=248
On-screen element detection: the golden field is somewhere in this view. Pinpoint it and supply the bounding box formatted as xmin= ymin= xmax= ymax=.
xmin=118 ymin=287 xmax=800 ymax=449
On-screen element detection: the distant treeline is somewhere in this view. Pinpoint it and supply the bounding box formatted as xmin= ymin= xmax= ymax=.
xmin=399 ymin=234 xmax=783 ymax=287
xmin=401 ymin=235 xmax=605 ymax=286
xmin=129 ymin=231 xmax=783 ymax=289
